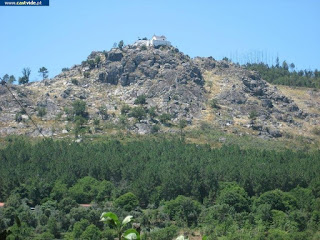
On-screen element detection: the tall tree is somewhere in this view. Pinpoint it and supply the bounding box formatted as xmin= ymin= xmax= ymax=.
xmin=38 ymin=67 xmax=49 ymax=80
xmin=8 ymin=75 xmax=16 ymax=84
xmin=282 ymin=61 xmax=289 ymax=71
xmin=2 ymin=74 xmax=9 ymax=83
xmin=275 ymin=57 xmax=280 ymax=68
xmin=118 ymin=40 xmax=124 ymax=50
xmin=18 ymin=68 xmax=31 ymax=84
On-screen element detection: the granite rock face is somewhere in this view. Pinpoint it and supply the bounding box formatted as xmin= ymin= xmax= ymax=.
xmin=0 ymin=44 xmax=318 ymax=138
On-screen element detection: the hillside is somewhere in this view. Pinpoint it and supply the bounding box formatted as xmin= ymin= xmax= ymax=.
xmin=0 ymin=44 xmax=319 ymax=147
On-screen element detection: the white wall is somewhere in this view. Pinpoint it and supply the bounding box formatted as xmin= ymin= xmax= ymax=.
xmin=151 ymin=39 xmax=171 ymax=47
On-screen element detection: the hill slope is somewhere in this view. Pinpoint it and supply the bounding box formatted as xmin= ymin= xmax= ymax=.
xmin=0 ymin=45 xmax=319 ymax=145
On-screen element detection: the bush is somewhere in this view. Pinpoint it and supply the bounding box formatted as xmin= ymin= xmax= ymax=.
xmin=114 ymin=192 xmax=139 ymax=211
xmin=37 ymin=107 xmax=47 ymax=117
xmin=141 ymin=45 xmax=147 ymax=51
xmin=254 ymin=189 xmax=297 ymax=212
xmin=312 ymin=127 xmax=320 ymax=136
xmin=101 ymin=229 xmax=117 ymax=240
xmin=159 ymin=113 xmax=171 ymax=124
xmin=84 ymin=72 xmax=90 ymax=78
xmin=148 ymin=225 xmax=178 ymax=240
xmin=148 ymin=106 xmax=157 ymax=118
xmin=95 ymin=56 xmax=101 ymax=65
xmin=164 ymin=195 xmax=202 ymax=227
xmin=129 ymin=106 xmax=147 ymax=121
xmin=121 ymin=105 xmax=131 ymax=115
xmin=151 ymin=125 xmax=160 ymax=133
xmin=72 ymin=100 xmax=87 ymax=118
xmin=68 ymin=176 xmax=114 ymax=203
xmin=249 ymin=110 xmax=258 ymax=120
xmin=72 ymin=219 xmax=90 ymax=239
xmin=80 ymin=224 xmax=101 ymax=240
xmin=15 ymin=113 xmax=22 ymax=122
xmin=209 ymin=99 xmax=220 ymax=109
xmin=87 ymin=60 xmax=95 ymax=69
xmin=71 ymin=78 xmax=79 ymax=85
xmin=98 ymin=106 xmax=108 ymax=120
xmin=93 ymin=119 xmax=100 ymax=126
xmin=134 ymin=95 xmax=147 ymax=105
xmin=216 ymin=184 xmax=250 ymax=212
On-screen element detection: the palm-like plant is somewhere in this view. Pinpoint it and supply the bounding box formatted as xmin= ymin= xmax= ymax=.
xmin=100 ymin=212 xmax=140 ymax=240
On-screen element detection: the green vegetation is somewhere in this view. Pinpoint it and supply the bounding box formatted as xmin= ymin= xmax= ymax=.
xmin=70 ymin=100 xmax=89 ymax=137
xmin=121 ymin=104 xmax=131 ymax=115
xmin=100 ymin=212 xmax=140 ymax=240
xmin=18 ymin=67 xmax=31 ymax=85
xmin=118 ymin=40 xmax=124 ymax=50
xmin=0 ymin=136 xmax=319 ymax=239
xmin=134 ymin=95 xmax=147 ymax=105
xmin=129 ymin=106 xmax=147 ymax=121
xmin=159 ymin=113 xmax=171 ymax=124
xmin=1 ymin=74 xmax=16 ymax=84
xmin=249 ymin=110 xmax=258 ymax=120
xmin=209 ymin=98 xmax=220 ymax=109
xmin=71 ymin=78 xmax=79 ymax=85
xmin=36 ymin=107 xmax=47 ymax=117
xmin=245 ymin=60 xmax=320 ymax=88
xmin=95 ymin=56 xmax=101 ymax=66
xmin=83 ymin=71 xmax=90 ymax=78
xmin=141 ymin=45 xmax=147 ymax=51
xmin=38 ymin=67 xmax=49 ymax=80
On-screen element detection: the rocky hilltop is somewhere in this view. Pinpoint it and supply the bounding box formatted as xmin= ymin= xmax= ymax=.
xmin=0 ymin=44 xmax=319 ymax=142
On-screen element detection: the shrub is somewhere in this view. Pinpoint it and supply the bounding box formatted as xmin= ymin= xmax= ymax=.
xmin=148 ymin=106 xmax=157 ymax=118
xmin=37 ymin=107 xmax=47 ymax=117
xmin=148 ymin=225 xmax=178 ymax=240
xmin=121 ymin=105 xmax=131 ymax=115
xmin=15 ymin=113 xmax=22 ymax=122
xmin=72 ymin=100 xmax=87 ymax=118
xmin=151 ymin=125 xmax=160 ymax=133
xmin=80 ymin=224 xmax=101 ymax=240
xmin=87 ymin=60 xmax=95 ymax=69
xmin=312 ymin=127 xmax=320 ymax=136
xmin=119 ymin=115 xmax=128 ymax=126
xmin=98 ymin=106 xmax=108 ymax=120
xmin=114 ymin=192 xmax=139 ymax=211
xmin=83 ymin=72 xmax=90 ymax=78
xmin=141 ymin=45 xmax=147 ymax=51
xmin=95 ymin=56 xmax=101 ymax=65
xmin=165 ymin=195 xmax=202 ymax=227
xmin=254 ymin=189 xmax=297 ymax=212
xmin=216 ymin=184 xmax=250 ymax=212
xmin=68 ymin=176 xmax=114 ymax=203
xmin=62 ymin=68 xmax=69 ymax=72
xmin=209 ymin=99 xmax=220 ymax=109
xmin=134 ymin=95 xmax=147 ymax=105
xmin=159 ymin=113 xmax=171 ymax=124
xmin=249 ymin=110 xmax=258 ymax=120
xmin=93 ymin=119 xmax=100 ymax=126
xmin=129 ymin=106 xmax=147 ymax=121
xmin=71 ymin=78 xmax=79 ymax=85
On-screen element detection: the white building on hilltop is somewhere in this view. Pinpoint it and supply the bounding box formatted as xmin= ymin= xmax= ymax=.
xmin=133 ymin=35 xmax=171 ymax=47
xmin=150 ymin=35 xmax=171 ymax=47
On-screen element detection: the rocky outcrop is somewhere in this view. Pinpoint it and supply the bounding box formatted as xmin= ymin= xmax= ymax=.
xmin=0 ymin=44 xmax=318 ymax=139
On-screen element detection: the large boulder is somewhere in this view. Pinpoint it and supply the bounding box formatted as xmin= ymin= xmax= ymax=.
xmin=107 ymin=50 xmax=123 ymax=61
xmin=106 ymin=64 xmax=123 ymax=85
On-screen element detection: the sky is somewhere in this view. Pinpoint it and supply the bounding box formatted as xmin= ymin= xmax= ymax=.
xmin=0 ymin=0 xmax=319 ymax=82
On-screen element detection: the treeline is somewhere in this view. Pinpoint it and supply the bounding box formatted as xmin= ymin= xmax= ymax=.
xmin=0 ymin=66 xmax=48 ymax=85
xmin=0 ymin=137 xmax=320 ymax=239
xmin=244 ymin=59 xmax=320 ymax=88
